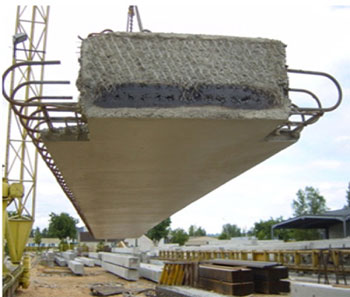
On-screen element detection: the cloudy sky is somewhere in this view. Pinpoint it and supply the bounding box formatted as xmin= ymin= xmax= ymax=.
xmin=1 ymin=0 xmax=349 ymax=235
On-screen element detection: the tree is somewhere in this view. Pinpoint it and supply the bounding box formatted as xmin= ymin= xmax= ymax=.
xmin=188 ymin=225 xmax=206 ymax=237
xmin=34 ymin=227 xmax=42 ymax=246
xmin=291 ymin=187 xmax=328 ymax=241
xmin=41 ymin=228 xmax=49 ymax=238
xmin=48 ymin=212 xmax=78 ymax=240
xmin=346 ymin=182 xmax=350 ymax=208
xmin=251 ymin=217 xmax=292 ymax=241
xmin=218 ymin=224 xmax=242 ymax=240
xmin=170 ymin=228 xmax=189 ymax=246
xmin=146 ymin=218 xmax=171 ymax=242
xmin=292 ymin=187 xmax=328 ymax=216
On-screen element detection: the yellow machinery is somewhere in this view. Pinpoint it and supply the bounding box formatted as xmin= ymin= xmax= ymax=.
xmin=2 ymin=6 xmax=50 ymax=296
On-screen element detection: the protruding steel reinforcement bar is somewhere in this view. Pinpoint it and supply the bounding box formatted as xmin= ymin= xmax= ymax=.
xmin=2 ymin=60 xmax=94 ymax=236
xmin=273 ymin=68 xmax=342 ymax=138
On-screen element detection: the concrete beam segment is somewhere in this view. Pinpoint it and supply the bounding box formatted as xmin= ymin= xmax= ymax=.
xmin=156 ymin=286 xmax=227 ymax=297
xmin=68 ymin=260 xmax=84 ymax=275
xmin=62 ymin=251 xmax=77 ymax=261
xmin=291 ymin=282 xmax=350 ymax=297
xmin=139 ymin=263 xmax=164 ymax=283
xmin=102 ymin=261 xmax=139 ymax=281
xmin=43 ymin=32 xmax=295 ymax=239
xmin=111 ymin=247 xmax=141 ymax=255
xmin=75 ymin=256 xmax=95 ymax=267
xmin=88 ymin=252 xmax=101 ymax=259
xmin=54 ymin=256 xmax=67 ymax=267
xmin=77 ymin=33 xmax=289 ymax=113
xmin=100 ymin=252 xmax=139 ymax=269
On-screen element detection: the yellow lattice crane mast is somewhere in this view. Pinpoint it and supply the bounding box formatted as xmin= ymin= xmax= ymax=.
xmin=3 ymin=6 xmax=49 ymax=296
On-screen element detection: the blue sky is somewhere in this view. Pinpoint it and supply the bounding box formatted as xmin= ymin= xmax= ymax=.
xmin=1 ymin=0 xmax=349 ymax=235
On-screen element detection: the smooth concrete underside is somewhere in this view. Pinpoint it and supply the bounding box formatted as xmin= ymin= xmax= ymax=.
xmin=44 ymin=117 xmax=295 ymax=239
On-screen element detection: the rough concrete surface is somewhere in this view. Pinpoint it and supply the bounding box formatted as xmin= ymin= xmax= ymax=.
xmin=42 ymin=32 xmax=295 ymax=239
xmin=77 ymin=33 xmax=289 ymax=115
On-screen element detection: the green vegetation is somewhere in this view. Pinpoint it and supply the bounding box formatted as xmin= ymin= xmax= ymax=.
xmin=146 ymin=218 xmax=171 ymax=242
xmin=34 ymin=227 xmax=42 ymax=246
xmin=170 ymin=228 xmax=189 ymax=246
xmin=292 ymin=187 xmax=328 ymax=216
xmin=48 ymin=212 xmax=78 ymax=240
xmin=188 ymin=225 xmax=206 ymax=237
xmin=250 ymin=217 xmax=292 ymax=241
xmin=218 ymin=223 xmax=243 ymax=239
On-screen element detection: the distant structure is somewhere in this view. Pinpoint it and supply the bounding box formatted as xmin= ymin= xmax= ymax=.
xmin=272 ymin=208 xmax=350 ymax=239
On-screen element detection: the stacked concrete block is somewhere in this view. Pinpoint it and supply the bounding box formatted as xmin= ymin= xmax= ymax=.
xmin=62 ymin=250 xmax=77 ymax=261
xmin=68 ymin=260 xmax=84 ymax=275
xmin=156 ymin=286 xmax=226 ymax=297
xmin=150 ymin=259 xmax=165 ymax=266
xmin=102 ymin=261 xmax=139 ymax=281
xmin=40 ymin=251 xmax=55 ymax=267
xmin=291 ymin=282 xmax=350 ymax=297
xmin=139 ymin=263 xmax=164 ymax=283
xmin=75 ymin=256 xmax=95 ymax=267
xmin=100 ymin=252 xmax=140 ymax=268
xmin=54 ymin=255 xmax=67 ymax=267
xmin=111 ymin=247 xmax=141 ymax=255
xmin=89 ymin=252 xmax=102 ymax=266
xmin=100 ymin=252 xmax=140 ymax=281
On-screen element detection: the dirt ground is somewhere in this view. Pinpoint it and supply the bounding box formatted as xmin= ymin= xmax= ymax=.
xmin=14 ymin=257 xmax=290 ymax=297
xmin=15 ymin=260 xmax=156 ymax=297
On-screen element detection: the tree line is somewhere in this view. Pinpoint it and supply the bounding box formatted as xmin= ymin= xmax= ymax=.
xmin=29 ymin=182 xmax=350 ymax=246
xmin=146 ymin=183 xmax=350 ymax=245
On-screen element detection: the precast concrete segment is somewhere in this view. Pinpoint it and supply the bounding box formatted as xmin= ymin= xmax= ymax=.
xmin=291 ymin=282 xmax=350 ymax=297
xmin=43 ymin=33 xmax=295 ymax=239
xmin=139 ymin=263 xmax=164 ymax=283
xmin=54 ymin=256 xmax=67 ymax=267
xmin=102 ymin=261 xmax=139 ymax=281
xmin=77 ymin=33 xmax=289 ymax=113
xmin=100 ymin=252 xmax=140 ymax=269
xmin=156 ymin=286 xmax=227 ymax=297
xmin=43 ymin=118 xmax=295 ymax=238
xmin=68 ymin=260 xmax=84 ymax=275
xmin=75 ymin=256 xmax=95 ymax=267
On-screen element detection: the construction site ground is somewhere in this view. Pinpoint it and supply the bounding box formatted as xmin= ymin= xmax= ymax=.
xmin=14 ymin=256 xmax=290 ymax=297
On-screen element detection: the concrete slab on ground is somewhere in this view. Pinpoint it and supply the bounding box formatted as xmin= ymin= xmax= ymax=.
xmin=54 ymin=256 xmax=67 ymax=267
xmin=62 ymin=251 xmax=77 ymax=261
xmin=139 ymin=263 xmax=164 ymax=283
xmin=156 ymin=286 xmax=228 ymax=297
xmin=291 ymin=282 xmax=350 ymax=297
xmin=75 ymin=256 xmax=95 ymax=267
xmin=102 ymin=261 xmax=139 ymax=281
xmin=68 ymin=260 xmax=84 ymax=275
xmin=100 ymin=252 xmax=140 ymax=269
